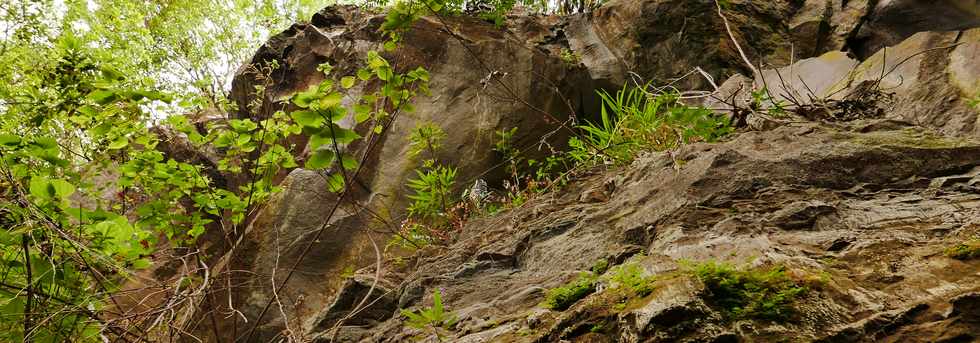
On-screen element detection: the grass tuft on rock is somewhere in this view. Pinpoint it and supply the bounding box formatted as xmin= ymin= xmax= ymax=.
xmin=692 ymin=261 xmax=807 ymax=321
xmin=542 ymin=272 xmax=598 ymax=311
xmin=945 ymin=239 xmax=980 ymax=260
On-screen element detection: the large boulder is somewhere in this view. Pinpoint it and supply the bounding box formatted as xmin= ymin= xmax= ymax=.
xmin=222 ymin=5 xmax=597 ymax=340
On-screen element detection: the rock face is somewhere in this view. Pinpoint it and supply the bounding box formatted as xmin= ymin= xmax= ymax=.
xmin=223 ymin=5 xmax=596 ymax=341
xmin=710 ymin=28 xmax=980 ymax=137
xmin=565 ymin=0 xmax=804 ymax=90
xmin=563 ymin=0 xmax=980 ymax=91
xmin=206 ymin=1 xmax=980 ymax=342
xmin=356 ymin=121 xmax=980 ymax=342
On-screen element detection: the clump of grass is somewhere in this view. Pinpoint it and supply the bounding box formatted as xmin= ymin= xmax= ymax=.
xmin=542 ymin=272 xmax=598 ymax=311
xmin=591 ymin=258 xmax=610 ymax=274
xmin=945 ymin=239 xmax=980 ymax=260
xmin=692 ymin=261 xmax=807 ymax=321
xmin=608 ymin=263 xmax=655 ymax=297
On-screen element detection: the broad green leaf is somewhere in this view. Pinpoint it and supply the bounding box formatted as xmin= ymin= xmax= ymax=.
xmin=357 ymin=68 xmax=372 ymax=81
xmin=309 ymin=132 xmax=335 ymax=149
xmin=326 ymin=106 xmax=347 ymax=122
xmin=306 ymin=149 xmax=336 ymax=170
xmin=29 ymin=177 xmax=51 ymax=199
xmin=341 ymin=155 xmax=359 ymax=170
xmin=0 ymin=134 xmax=21 ymax=147
xmin=354 ymin=104 xmax=372 ymax=123
xmin=108 ymin=137 xmax=129 ymax=150
xmin=49 ymin=179 xmax=75 ymax=199
xmin=132 ymin=258 xmax=152 ymax=269
xmin=341 ymin=76 xmax=356 ymax=89
xmin=318 ymin=92 xmax=343 ymax=108
xmin=291 ymin=110 xmax=324 ymax=128
xmin=326 ymin=125 xmax=361 ymax=144
xmin=88 ymin=90 xmax=118 ymax=105
xmin=293 ymin=89 xmax=319 ymax=108
xmin=376 ymin=66 xmax=393 ymax=81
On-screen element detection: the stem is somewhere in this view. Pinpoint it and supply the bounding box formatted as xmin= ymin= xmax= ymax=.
xmin=22 ymin=233 xmax=32 ymax=343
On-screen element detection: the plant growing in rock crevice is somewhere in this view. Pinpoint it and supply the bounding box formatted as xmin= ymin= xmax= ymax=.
xmin=390 ymin=122 xmax=465 ymax=250
xmin=542 ymin=272 xmax=599 ymax=311
xmin=945 ymin=239 xmax=980 ymax=260
xmin=569 ymin=84 xmax=733 ymax=166
xmin=691 ymin=261 xmax=808 ymax=321
xmin=401 ymin=289 xmax=458 ymax=341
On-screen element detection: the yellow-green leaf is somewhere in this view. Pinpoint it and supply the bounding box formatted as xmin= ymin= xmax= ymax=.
xmin=306 ymin=149 xmax=336 ymax=170
xmin=341 ymin=76 xmax=356 ymax=89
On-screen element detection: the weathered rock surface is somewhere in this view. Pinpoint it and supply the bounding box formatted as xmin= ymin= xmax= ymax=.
xmin=357 ymin=120 xmax=980 ymax=342
xmin=203 ymin=2 xmax=980 ymax=342
xmin=565 ymin=0 xmax=980 ymax=91
xmin=224 ymin=5 xmax=596 ymax=340
xmin=565 ymin=0 xmax=804 ymax=89
xmin=710 ymin=28 xmax=980 ymax=138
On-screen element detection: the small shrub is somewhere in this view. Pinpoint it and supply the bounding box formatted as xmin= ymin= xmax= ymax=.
xmin=945 ymin=239 xmax=980 ymax=260
xmin=393 ymin=121 xmax=465 ymax=250
xmin=542 ymin=272 xmax=598 ymax=310
xmin=692 ymin=261 xmax=807 ymax=321
xmin=609 ymin=263 xmax=655 ymax=297
xmin=406 ymin=163 xmax=457 ymax=219
xmin=559 ymin=48 xmax=580 ymax=65
xmin=402 ymin=289 xmax=458 ymax=341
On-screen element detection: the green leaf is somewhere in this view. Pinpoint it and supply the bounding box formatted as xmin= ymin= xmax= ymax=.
xmin=354 ymin=104 xmax=372 ymax=123
xmin=357 ymin=68 xmax=372 ymax=81
xmin=318 ymin=92 xmax=343 ymax=108
xmin=383 ymin=40 xmax=397 ymax=51
xmin=108 ymin=137 xmax=129 ymax=150
xmin=49 ymin=179 xmax=75 ymax=199
xmin=132 ymin=258 xmax=152 ymax=269
xmin=326 ymin=125 xmax=361 ymax=144
xmin=376 ymin=66 xmax=393 ymax=81
xmin=291 ymin=110 xmax=324 ymax=128
xmin=0 ymin=134 xmax=21 ymax=147
xmin=28 ymin=177 xmax=74 ymax=200
xmin=326 ymin=173 xmax=345 ymax=192
xmin=306 ymin=149 xmax=336 ymax=170
xmin=341 ymin=155 xmax=359 ymax=170
xmin=293 ymin=89 xmax=319 ymax=108
xmin=88 ymin=90 xmax=118 ymax=105
xmin=29 ymin=177 xmax=50 ymax=199
xmin=341 ymin=76 xmax=356 ymax=89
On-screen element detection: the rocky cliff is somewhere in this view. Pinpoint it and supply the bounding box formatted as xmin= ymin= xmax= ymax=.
xmin=215 ymin=0 xmax=980 ymax=342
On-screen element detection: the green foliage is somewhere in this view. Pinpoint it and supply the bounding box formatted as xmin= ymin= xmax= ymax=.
xmin=608 ymin=263 xmax=655 ymax=297
xmin=692 ymin=261 xmax=807 ymax=321
xmin=0 ymin=1 xmax=432 ymax=340
xmin=401 ymin=289 xmax=458 ymax=341
xmin=559 ymin=48 xmax=580 ymax=65
xmin=750 ymin=87 xmax=787 ymax=117
xmin=591 ymin=258 xmax=610 ymax=274
xmin=570 ymin=84 xmax=733 ymax=165
xmin=407 ymin=164 xmax=458 ymax=218
xmin=391 ymin=121 xmax=462 ymax=250
xmin=542 ymin=272 xmax=598 ymax=311
xmin=945 ymin=239 xmax=980 ymax=260
xmin=409 ymin=122 xmax=448 ymax=158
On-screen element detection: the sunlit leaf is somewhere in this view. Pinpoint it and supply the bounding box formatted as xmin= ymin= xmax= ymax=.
xmin=306 ymin=148 xmax=336 ymax=170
